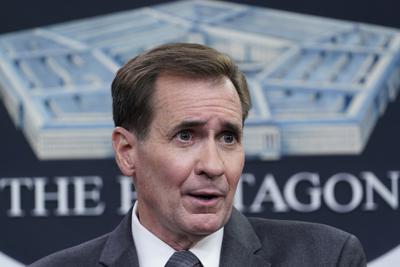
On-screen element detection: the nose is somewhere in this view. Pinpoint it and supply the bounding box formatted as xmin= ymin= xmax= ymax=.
xmin=194 ymin=140 xmax=224 ymax=179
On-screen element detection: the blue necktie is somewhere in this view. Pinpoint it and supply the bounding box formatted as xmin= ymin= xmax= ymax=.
xmin=164 ymin=251 xmax=203 ymax=267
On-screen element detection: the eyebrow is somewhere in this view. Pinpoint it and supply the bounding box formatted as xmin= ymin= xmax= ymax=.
xmin=223 ymin=122 xmax=243 ymax=137
xmin=174 ymin=120 xmax=207 ymax=130
xmin=171 ymin=120 xmax=242 ymax=136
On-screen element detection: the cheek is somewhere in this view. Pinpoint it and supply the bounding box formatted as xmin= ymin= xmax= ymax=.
xmin=146 ymin=150 xmax=195 ymax=189
xmin=225 ymin=154 xmax=244 ymax=191
xmin=162 ymin=146 xmax=197 ymax=169
xmin=227 ymin=172 xmax=241 ymax=195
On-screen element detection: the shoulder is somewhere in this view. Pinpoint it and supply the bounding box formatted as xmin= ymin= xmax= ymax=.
xmin=247 ymin=217 xmax=366 ymax=266
xmin=248 ymin=216 xmax=349 ymax=244
xmin=29 ymin=210 xmax=136 ymax=267
xmin=28 ymin=234 xmax=109 ymax=267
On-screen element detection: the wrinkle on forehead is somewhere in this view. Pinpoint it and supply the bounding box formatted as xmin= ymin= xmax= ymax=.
xmin=153 ymin=74 xmax=242 ymax=123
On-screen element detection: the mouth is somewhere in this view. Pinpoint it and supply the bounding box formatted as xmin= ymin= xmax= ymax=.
xmin=189 ymin=193 xmax=219 ymax=201
xmin=185 ymin=189 xmax=225 ymax=208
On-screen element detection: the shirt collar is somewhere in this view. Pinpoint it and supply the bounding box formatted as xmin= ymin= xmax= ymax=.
xmin=131 ymin=202 xmax=224 ymax=267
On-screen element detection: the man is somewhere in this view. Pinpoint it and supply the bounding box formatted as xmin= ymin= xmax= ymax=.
xmin=30 ymin=43 xmax=366 ymax=266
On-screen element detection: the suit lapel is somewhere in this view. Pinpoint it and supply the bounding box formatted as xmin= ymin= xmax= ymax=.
xmin=220 ymin=209 xmax=271 ymax=267
xmin=98 ymin=209 xmax=139 ymax=267
xmin=98 ymin=208 xmax=271 ymax=267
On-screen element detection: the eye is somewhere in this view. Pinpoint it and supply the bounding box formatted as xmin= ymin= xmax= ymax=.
xmin=220 ymin=132 xmax=237 ymax=144
xmin=176 ymin=130 xmax=192 ymax=142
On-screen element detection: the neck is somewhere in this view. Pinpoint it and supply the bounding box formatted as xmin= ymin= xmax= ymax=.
xmin=135 ymin=205 xmax=204 ymax=251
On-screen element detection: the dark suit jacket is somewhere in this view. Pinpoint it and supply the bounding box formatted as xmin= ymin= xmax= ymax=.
xmin=29 ymin=209 xmax=366 ymax=267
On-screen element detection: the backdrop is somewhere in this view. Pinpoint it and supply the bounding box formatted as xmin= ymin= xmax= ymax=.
xmin=0 ymin=0 xmax=399 ymax=266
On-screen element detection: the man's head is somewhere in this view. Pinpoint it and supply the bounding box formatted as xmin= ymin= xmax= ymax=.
xmin=111 ymin=43 xmax=251 ymax=139
xmin=111 ymin=43 xmax=251 ymax=250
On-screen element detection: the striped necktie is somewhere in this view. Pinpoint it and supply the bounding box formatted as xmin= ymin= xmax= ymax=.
xmin=164 ymin=250 xmax=203 ymax=267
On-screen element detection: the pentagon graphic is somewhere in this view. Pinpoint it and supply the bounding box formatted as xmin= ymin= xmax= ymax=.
xmin=0 ymin=0 xmax=399 ymax=160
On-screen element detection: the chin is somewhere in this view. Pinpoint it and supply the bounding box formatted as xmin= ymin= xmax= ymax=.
xmin=185 ymin=212 xmax=229 ymax=235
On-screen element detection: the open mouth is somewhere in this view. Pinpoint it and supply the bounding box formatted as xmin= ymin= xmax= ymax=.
xmin=190 ymin=194 xmax=217 ymax=201
xmin=184 ymin=190 xmax=224 ymax=208
xmin=190 ymin=195 xmax=217 ymax=200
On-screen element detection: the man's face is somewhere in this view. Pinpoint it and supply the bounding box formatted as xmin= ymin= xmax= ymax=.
xmin=133 ymin=74 xmax=244 ymax=247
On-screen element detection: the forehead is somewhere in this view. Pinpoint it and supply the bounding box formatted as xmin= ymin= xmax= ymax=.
xmin=151 ymin=74 xmax=243 ymax=126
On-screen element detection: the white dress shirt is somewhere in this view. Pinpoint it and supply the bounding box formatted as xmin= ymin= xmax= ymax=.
xmin=131 ymin=202 xmax=224 ymax=267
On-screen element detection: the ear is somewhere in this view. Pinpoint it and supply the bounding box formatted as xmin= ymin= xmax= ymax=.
xmin=112 ymin=127 xmax=137 ymax=176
